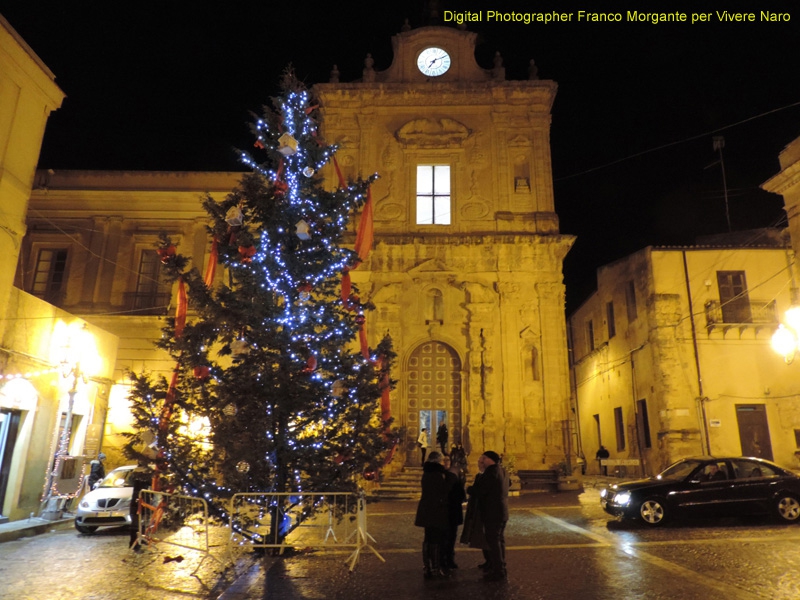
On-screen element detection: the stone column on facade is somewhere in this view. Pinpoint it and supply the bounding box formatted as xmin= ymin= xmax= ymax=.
xmin=535 ymin=278 xmax=572 ymax=466
xmin=95 ymin=216 xmax=123 ymax=306
xmin=495 ymin=280 xmax=526 ymax=457
xmin=462 ymin=281 xmax=496 ymax=455
xmin=79 ymin=217 xmax=109 ymax=306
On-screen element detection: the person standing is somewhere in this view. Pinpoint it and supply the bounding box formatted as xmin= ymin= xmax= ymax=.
xmin=596 ymin=445 xmax=610 ymax=476
xmin=442 ymin=455 xmax=465 ymax=570
xmin=470 ymin=450 xmax=509 ymax=581
xmin=436 ymin=420 xmax=449 ymax=454
xmin=87 ymin=453 xmax=106 ymax=490
xmin=450 ymin=442 xmax=467 ymax=484
xmin=414 ymin=452 xmax=453 ymax=578
xmin=417 ymin=428 xmax=429 ymax=465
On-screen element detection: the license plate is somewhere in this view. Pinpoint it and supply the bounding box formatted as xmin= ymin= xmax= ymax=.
xmin=97 ymin=511 xmax=111 ymax=518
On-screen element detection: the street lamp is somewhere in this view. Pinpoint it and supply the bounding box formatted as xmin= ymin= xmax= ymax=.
xmin=41 ymin=321 xmax=98 ymax=515
xmin=771 ymin=306 xmax=800 ymax=364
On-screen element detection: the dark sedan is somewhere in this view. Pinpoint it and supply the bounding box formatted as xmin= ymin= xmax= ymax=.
xmin=600 ymin=456 xmax=800 ymax=526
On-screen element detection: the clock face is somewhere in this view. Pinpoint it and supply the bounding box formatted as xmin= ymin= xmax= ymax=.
xmin=417 ymin=47 xmax=451 ymax=77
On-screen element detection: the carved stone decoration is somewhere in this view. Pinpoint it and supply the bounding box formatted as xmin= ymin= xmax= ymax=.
xmin=469 ymin=131 xmax=488 ymax=168
xmin=395 ymin=118 xmax=471 ymax=148
xmin=375 ymin=173 xmax=405 ymax=221
xmin=381 ymin=134 xmax=399 ymax=170
xmin=508 ymin=135 xmax=531 ymax=147
xmin=372 ymin=282 xmax=402 ymax=304
xmin=462 ymin=281 xmax=495 ymax=304
xmin=461 ymin=200 xmax=491 ymax=220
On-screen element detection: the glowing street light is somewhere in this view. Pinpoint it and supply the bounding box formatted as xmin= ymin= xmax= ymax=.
xmin=772 ymin=307 xmax=800 ymax=364
xmin=42 ymin=321 xmax=98 ymax=512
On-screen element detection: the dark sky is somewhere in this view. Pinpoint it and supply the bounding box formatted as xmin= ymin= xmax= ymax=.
xmin=4 ymin=0 xmax=800 ymax=312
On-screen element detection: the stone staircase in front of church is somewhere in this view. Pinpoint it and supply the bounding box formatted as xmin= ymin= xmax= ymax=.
xmin=371 ymin=466 xmax=423 ymax=501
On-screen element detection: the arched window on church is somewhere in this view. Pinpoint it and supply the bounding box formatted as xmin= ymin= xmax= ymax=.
xmin=426 ymin=288 xmax=443 ymax=324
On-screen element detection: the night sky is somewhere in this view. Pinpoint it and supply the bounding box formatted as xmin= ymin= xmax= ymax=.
xmin=4 ymin=0 xmax=800 ymax=312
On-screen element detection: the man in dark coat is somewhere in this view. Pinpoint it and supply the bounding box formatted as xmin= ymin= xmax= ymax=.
xmin=414 ymin=451 xmax=453 ymax=578
xmin=470 ymin=450 xmax=509 ymax=581
xmin=442 ymin=455 xmax=465 ymax=569
xmin=596 ymin=445 xmax=610 ymax=475
xmin=436 ymin=421 xmax=449 ymax=454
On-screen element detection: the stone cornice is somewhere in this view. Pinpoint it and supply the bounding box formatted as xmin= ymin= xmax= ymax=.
xmin=762 ymin=160 xmax=800 ymax=196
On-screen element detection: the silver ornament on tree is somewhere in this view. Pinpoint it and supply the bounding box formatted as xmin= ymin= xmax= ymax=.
xmin=295 ymin=219 xmax=311 ymax=240
xmin=277 ymin=133 xmax=298 ymax=156
xmin=225 ymin=206 xmax=244 ymax=226
xmin=302 ymin=166 xmax=315 ymax=177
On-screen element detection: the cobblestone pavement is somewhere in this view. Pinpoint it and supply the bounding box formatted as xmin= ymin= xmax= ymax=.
xmin=4 ymin=485 xmax=800 ymax=599
xmin=0 ymin=521 xmax=242 ymax=600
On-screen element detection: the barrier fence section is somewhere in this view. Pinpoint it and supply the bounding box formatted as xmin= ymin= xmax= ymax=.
xmin=228 ymin=490 xmax=384 ymax=570
xmin=137 ymin=489 xmax=223 ymax=573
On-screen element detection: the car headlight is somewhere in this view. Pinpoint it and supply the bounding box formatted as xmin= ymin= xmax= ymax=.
xmin=614 ymin=492 xmax=632 ymax=506
xmin=80 ymin=501 xmax=89 ymax=508
xmin=599 ymin=488 xmax=607 ymax=498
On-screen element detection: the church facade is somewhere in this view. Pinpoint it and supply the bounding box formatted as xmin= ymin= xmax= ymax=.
xmin=21 ymin=26 xmax=575 ymax=472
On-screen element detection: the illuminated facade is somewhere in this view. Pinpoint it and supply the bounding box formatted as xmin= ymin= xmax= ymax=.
xmin=0 ymin=15 xmax=117 ymax=523
xmin=570 ymin=239 xmax=800 ymax=476
xmin=22 ymin=25 xmax=575 ymax=472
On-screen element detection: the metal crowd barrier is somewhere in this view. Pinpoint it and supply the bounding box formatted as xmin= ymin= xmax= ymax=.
xmin=137 ymin=489 xmax=223 ymax=573
xmin=228 ymin=490 xmax=383 ymax=570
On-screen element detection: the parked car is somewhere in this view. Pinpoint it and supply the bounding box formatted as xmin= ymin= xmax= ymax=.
xmin=75 ymin=465 xmax=149 ymax=534
xmin=600 ymin=456 xmax=800 ymax=526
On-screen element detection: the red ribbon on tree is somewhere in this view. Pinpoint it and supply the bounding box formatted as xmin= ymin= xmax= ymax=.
xmin=175 ymin=278 xmax=187 ymax=338
xmin=354 ymin=187 xmax=374 ymax=264
xmin=204 ymin=237 xmax=218 ymax=288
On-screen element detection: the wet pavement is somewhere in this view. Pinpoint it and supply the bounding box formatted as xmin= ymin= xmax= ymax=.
xmin=3 ymin=482 xmax=800 ymax=599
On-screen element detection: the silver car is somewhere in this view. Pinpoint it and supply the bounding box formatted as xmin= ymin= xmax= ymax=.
xmin=75 ymin=465 xmax=148 ymax=534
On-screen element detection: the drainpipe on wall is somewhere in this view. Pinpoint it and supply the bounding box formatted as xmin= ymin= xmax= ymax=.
xmin=682 ymin=251 xmax=711 ymax=455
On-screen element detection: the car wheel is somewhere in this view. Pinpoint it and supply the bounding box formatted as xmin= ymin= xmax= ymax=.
xmin=638 ymin=498 xmax=667 ymax=526
xmin=75 ymin=523 xmax=98 ymax=534
xmin=775 ymin=495 xmax=800 ymax=523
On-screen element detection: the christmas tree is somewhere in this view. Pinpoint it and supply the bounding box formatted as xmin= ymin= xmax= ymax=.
xmin=124 ymin=72 xmax=395 ymax=544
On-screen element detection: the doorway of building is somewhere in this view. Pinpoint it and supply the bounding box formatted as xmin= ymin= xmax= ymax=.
xmin=420 ymin=410 xmax=448 ymax=453
xmin=0 ymin=410 xmax=21 ymax=519
xmin=735 ymin=404 xmax=773 ymax=461
xmin=406 ymin=342 xmax=461 ymax=465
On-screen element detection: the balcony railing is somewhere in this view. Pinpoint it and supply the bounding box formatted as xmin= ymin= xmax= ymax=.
xmin=704 ymin=298 xmax=778 ymax=333
xmin=124 ymin=292 xmax=171 ymax=315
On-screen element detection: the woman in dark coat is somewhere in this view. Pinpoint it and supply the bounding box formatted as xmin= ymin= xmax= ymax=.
xmin=414 ymin=451 xmax=453 ymax=577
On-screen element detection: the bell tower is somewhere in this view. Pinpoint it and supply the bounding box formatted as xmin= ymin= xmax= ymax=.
xmin=315 ymin=25 xmax=575 ymax=470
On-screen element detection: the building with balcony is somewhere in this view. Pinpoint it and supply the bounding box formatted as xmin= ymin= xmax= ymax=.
xmin=569 ymin=236 xmax=800 ymax=476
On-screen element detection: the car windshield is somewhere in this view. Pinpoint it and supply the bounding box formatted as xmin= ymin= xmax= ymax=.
xmin=98 ymin=468 xmax=141 ymax=488
xmin=656 ymin=459 xmax=705 ymax=481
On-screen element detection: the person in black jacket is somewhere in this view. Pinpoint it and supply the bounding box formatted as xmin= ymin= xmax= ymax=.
xmin=87 ymin=453 xmax=106 ymax=489
xmin=414 ymin=451 xmax=453 ymax=578
xmin=442 ymin=454 xmax=465 ymax=569
xmin=469 ymin=450 xmax=509 ymax=581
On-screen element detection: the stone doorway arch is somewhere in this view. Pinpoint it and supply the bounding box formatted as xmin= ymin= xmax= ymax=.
xmin=406 ymin=341 xmax=462 ymax=464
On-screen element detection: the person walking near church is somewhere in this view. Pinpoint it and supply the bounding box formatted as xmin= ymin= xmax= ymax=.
xmin=417 ymin=428 xmax=429 ymax=465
